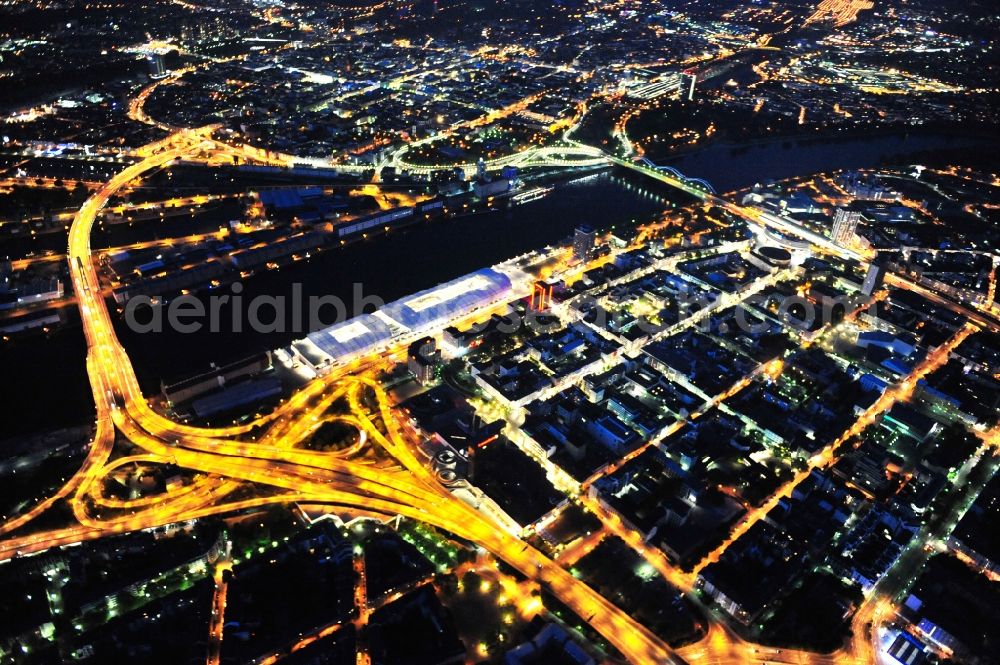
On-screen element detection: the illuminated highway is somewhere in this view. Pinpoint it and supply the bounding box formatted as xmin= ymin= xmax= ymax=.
xmin=0 ymin=110 xmax=990 ymax=665
xmin=0 ymin=129 xmax=690 ymax=665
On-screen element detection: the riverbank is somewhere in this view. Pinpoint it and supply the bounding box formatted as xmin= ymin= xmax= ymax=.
xmin=114 ymin=169 xmax=671 ymax=392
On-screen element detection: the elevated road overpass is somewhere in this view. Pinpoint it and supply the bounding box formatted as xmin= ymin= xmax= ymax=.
xmin=5 ymin=115 xmax=995 ymax=665
xmin=11 ymin=127 xmax=695 ymax=665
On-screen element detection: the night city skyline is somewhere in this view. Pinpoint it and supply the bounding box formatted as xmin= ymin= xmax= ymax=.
xmin=0 ymin=1 xmax=998 ymax=664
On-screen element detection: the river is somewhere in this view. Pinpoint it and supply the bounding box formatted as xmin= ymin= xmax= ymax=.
xmin=1 ymin=131 xmax=995 ymax=439
xmin=655 ymin=131 xmax=998 ymax=194
xmin=115 ymin=170 xmax=674 ymax=391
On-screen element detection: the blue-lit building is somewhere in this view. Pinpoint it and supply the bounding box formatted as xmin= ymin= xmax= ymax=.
xmin=293 ymin=314 xmax=394 ymax=371
xmin=381 ymin=268 xmax=512 ymax=333
xmin=886 ymin=632 xmax=928 ymax=665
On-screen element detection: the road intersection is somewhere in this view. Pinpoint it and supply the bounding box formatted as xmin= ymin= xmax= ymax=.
xmin=1 ymin=127 xmax=993 ymax=665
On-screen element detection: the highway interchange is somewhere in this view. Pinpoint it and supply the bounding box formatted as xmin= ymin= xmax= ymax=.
xmin=1 ymin=85 xmax=998 ymax=664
